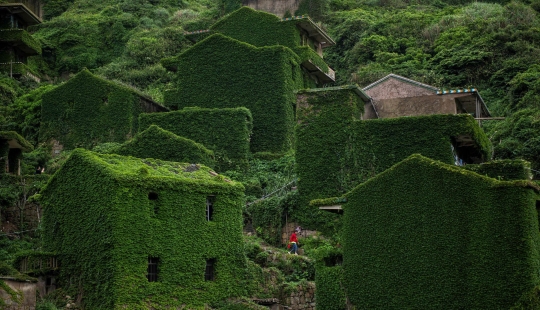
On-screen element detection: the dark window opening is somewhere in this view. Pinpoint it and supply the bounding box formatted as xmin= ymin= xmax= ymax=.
xmin=324 ymin=254 xmax=343 ymax=267
xmin=45 ymin=276 xmax=56 ymax=293
xmin=148 ymin=192 xmax=158 ymax=200
xmin=451 ymin=136 xmax=484 ymax=165
xmin=149 ymin=192 xmax=159 ymax=214
xmin=206 ymin=196 xmax=215 ymax=221
xmin=147 ymin=257 xmax=159 ymax=282
xmin=205 ymin=258 xmax=216 ymax=281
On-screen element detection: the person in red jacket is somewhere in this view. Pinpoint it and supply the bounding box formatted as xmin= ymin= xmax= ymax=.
xmin=288 ymin=227 xmax=300 ymax=255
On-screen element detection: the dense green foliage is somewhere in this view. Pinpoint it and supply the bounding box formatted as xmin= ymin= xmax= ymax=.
xmin=490 ymin=108 xmax=540 ymax=177
xmin=464 ymin=159 xmax=531 ymax=180
xmin=113 ymin=125 xmax=216 ymax=168
xmin=162 ymin=33 xmax=301 ymax=153
xmin=1 ymin=0 xmax=540 ymax=308
xmin=0 ymin=29 xmax=42 ymax=57
xmin=139 ymin=107 xmax=252 ymax=171
xmin=315 ymin=266 xmax=346 ymax=310
xmin=40 ymin=69 xmax=165 ymax=149
xmin=296 ymin=88 xmax=491 ymax=230
xmin=342 ymin=154 xmax=540 ymax=308
xmin=2 ymin=85 xmax=56 ymax=146
xmin=40 ymin=149 xmax=247 ymax=309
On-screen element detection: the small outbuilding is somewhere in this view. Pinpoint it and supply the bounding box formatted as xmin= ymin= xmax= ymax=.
xmin=0 ymin=131 xmax=33 ymax=175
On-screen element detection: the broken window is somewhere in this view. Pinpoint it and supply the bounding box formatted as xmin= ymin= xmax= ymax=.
xmin=206 ymin=196 xmax=215 ymax=221
xmin=147 ymin=257 xmax=159 ymax=282
xmin=205 ymin=258 xmax=216 ymax=281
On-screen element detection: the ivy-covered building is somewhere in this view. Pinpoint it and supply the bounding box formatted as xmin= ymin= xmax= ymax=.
xmin=295 ymin=86 xmax=491 ymax=227
xmin=40 ymin=149 xmax=248 ymax=309
xmin=0 ymin=0 xmax=42 ymax=80
xmin=113 ymin=125 xmax=216 ymax=168
xmin=40 ymin=69 xmax=168 ymax=151
xmin=162 ymin=7 xmax=335 ymax=154
xmin=314 ymin=154 xmax=540 ymax=309
xmin=139 ymin=107 xmax=252 ymax=170
xmin=0 ymin=131 xmax=33 ymax=175
xmin=362 ymin=73 xmax=491 ymax=119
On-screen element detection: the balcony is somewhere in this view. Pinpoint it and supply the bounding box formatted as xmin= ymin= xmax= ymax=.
xmin=0 ymin=62 xmax=40 ymax=82
xmin=301 ymin=59 xmax=336 ymax=84
xmin=0 ymin=2 xmax=43 ymax=25
xmin=0 ymin=28 xmax=41 ymax=55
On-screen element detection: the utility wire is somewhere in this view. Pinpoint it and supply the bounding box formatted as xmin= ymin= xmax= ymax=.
xmin=246 ymin=178 xmax=297 ymax=206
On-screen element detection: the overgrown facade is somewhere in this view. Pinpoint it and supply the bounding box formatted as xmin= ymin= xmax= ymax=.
xmin=0 ymin=0 xmax=42 ymax=80
xmin=40 ymin=69 xmax=168 ymax=150
xmin=162 ymin=7 xmax=335 ymax=154
xmin=139 ymin=107 xmax=253 ymax=170
xmin=295 ymin=87 xmax=491 ymax=227
xmin=315 ymin=155 xmax=540 ymax=309
xmin=40 ymin=149 xmax=247 ymax=309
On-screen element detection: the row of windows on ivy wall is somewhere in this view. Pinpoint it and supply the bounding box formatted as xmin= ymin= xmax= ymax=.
xmin=148 ymin=192 xmax=215 ymax=221
xmin=146 ymin=257 xmax=216 ymax=282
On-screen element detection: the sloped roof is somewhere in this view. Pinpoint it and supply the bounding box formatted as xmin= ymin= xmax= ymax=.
xmin=0 ymin=131 xmax=33 ymax=151
xmin=348 ymin=154 xmax=539 ymax=197
xmin=60 ymin=69 xmax=167 ymax=112
xmin=363 ymin=74 xmax=439 ymax=92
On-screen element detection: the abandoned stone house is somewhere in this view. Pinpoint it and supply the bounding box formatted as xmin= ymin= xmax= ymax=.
xmin=0 ymin=131 xmax=33 ymax=175
xmin=39 ymin=149 xmax=247 ymax=309
xmin=362 ymin=73 xmax=491 ymax=119
xmin=0 ymin=0 xmax=42 ymax=81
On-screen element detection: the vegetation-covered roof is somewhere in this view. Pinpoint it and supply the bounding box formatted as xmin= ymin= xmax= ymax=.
xmin=0 ymin=131 xmax=33 ymax=151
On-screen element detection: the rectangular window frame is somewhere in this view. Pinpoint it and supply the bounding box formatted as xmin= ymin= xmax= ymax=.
xmin=147 ymin=257 xmax=159 ymax=282
xmin=205 ymin=258 xmax=216 ymax=281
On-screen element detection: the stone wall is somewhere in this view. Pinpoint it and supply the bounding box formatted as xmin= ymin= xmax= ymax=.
xmin=0 ymin=278 xmax=36 ymax=310
xmin=282 ymin=281 xmax=316 ymax=310
xmin=242 ymin=0 xmax=300 ymax=17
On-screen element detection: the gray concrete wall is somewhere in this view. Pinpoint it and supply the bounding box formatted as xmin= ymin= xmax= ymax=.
xmin=243 ymin=0 xmax=300 ymax=17
xmin=0 ymin=278 xmax=36 ymax=310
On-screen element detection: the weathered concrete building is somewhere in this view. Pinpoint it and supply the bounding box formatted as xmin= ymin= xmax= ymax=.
xmin=0 ymin=0 xmax=42 ymax=80
xmin=362 ymin=74 xmax=491 ymax=120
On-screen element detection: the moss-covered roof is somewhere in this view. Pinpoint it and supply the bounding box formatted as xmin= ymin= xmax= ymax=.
xmin=58 ymin=69 xmax=166 ymax=109
xmin=347 ymin=154 xmax=539 ymax=199
xmin=56 ymin=149 xmax=238 ymax=187
xmin=0 ymin=131 xmax=33 ymax=151
xmin=115 ymin=125 xmax=215 ymax=167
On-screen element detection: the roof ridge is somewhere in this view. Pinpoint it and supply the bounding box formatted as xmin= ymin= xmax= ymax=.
xmin=363 ymin=73 xmax=438 ymax=92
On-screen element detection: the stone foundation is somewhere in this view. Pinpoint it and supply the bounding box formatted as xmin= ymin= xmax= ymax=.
xmin=282 ymin=282 xmax=316 ymax=310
